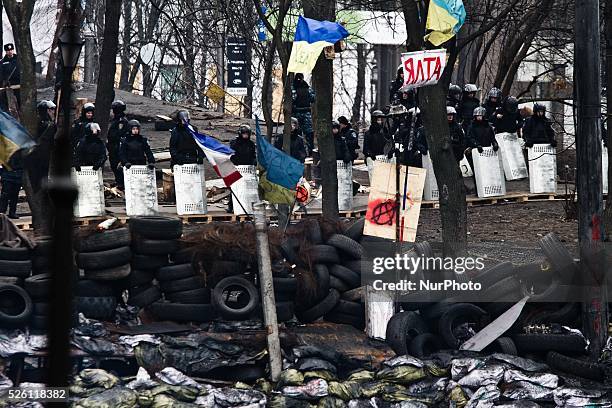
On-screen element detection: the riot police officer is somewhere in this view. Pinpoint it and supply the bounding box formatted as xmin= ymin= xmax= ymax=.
xmin=74 ymin=122 xmax=107 ymax=171
xmin=107 ymin=100 xmax=129 ymax=187
xmin=119 ymin=120 xmax=155 ymax=169
xmin=169 ymin=110 xmax=204 ymax=167
xmin=72 ymin=102 xmax=95 ymax=152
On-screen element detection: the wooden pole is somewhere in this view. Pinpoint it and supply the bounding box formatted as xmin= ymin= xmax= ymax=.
xmin=575 ymin=0 xmax=608 ymax=357
xmin=252 ymin=202 xmax=282 ymax=381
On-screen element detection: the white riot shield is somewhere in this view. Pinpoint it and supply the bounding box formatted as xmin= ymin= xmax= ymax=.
xmin=495 ymin=132 xmax=528 ymax=180
xmin=173 ymin=164 xmax=207 ymax=215
xmin=459 ymin=157 xmax=473 ymax=177
xmin=603 ymin=144 xmax=608 ymax=195
xmin=472 ymin=147 xmax=506 ymax=198
xmin=337 ymin=160 xmax=353 ymax=211
xmin=528 ymin=144 xmax=557 ymax=194
xmin=422 ymin=154 xmax=439 ymax=200
xmin=124 ymin=165 xmax=158 ymax=216
xmin=231 ymin=165 xmax=259 ymax=215
xmin=72 ymin=167 xmax=105 ymax=218
xmin=366 ymin=155 xmax=395 ymax=184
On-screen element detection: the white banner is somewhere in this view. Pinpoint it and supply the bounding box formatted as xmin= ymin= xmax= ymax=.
xmin=400 ymin=49 xmax=447 ymax=90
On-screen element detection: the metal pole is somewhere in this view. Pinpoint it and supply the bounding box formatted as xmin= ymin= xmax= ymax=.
xmin=252 ymin=201 xmax=282 ymax=381
xmin=575 ymin=0 xmax=607 ymax=356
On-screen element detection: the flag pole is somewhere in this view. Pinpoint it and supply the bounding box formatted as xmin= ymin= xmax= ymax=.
xmin=228 ymin=188 xmax=252 ymax=218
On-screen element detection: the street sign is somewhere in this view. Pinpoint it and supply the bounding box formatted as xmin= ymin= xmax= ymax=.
xmin=400 ymin=49 xmax=447 ymax=90
xmin=206 ymin=83 xmax=225 ymax=104
xmin=226 ymin=38 xmax=249 ymax=96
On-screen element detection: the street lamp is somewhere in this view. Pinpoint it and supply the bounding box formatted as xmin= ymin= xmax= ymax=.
xmin=47 ymin=20 xmax=83 ymax=390
xmin=58 ymin=24 xmax=84 ymax=70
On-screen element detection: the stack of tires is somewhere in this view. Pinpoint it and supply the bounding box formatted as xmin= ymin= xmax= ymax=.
xmin=128 ymin=216 xmax=182 ymax=309
xmin=150 ymin=261 xmax=216 ymax=323
xmin=24 ymin=274 xmax=51 ymax=330
xmin=0 ymin=244 xmax=33 ymax=287
xmin=31 ymin=237 xmax=51 ymax=275
xmin=281 ymin=219 xmax=365 ymax=329
xmin=74 ymin=227 xmax=132 ymax=320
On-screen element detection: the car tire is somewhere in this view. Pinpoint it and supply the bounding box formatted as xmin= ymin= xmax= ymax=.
xmin=126 ymin=269 xmax=155 ymax=288
xmin=0 ymin=284 xmax=32 ymax=326
xmin=0 ymin=246 xmax=30 ymax=261
xmin=165 ymin=288 xmax=211 ymax=304
xmin=326 ymin=234 xmax=364 ymax=260
xmin=329 ymin=264 xmax=360 ymax=289
xmin=76 ymin=246 xmax=131 ymax=270
xmin=212 ymin=276 xmax=259 ymax=320
xmin=83 ymin=264 xmax=131 ymax=281
xmin=74 ymin=228 xmax=131 ymax=253
xmin=75 ymin=280 xmax=115 ymax=297
xmin=385 ymin=311 xmax=428 ymax=355
xmin=438 ymin=303 xmax=490 ymax=349
xmin=76 ymin=296 xmax=117 ymax=320
xmin=513 ymin=333 xmax=587 ymax=354
xmin=296 ymin=289 xmax=340 ymax=323
xmin=160 ymin=276 xmax=204 ymax=294
xmin=129 ymin=216 xmax=183 ymax=240
xmin=546 ymin=351 xmax=604 ymax=381
xmin=127 ymin=286 xmax=162 ymax=308
xmin=0 ymin=260 xmax=32 ymax=278
xmin=329 ymin=276 xmax=350 ymax=293
xmin=308 ymin=245 xmax=340 ymax=264
xmin=131 ymin=254 xmax=168 ymax=270
xmin=344 ymin=218 xmax=365 ymax=242
xmin=325 ymin=311 xmax=365 ymax=329
xmin=409 ymin=333 xmax=442 ymax=358
xmin=149 ymin=301 xmax=217 ymax=322
xmin=24 ymin=274 xmax=52 ymax=299
xmin=156 ymin=264 xmax=195 ymax=282
xmin=132 ymin=239 xmax=180 ymax=255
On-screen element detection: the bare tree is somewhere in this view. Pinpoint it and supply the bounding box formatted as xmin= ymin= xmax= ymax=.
xmin=604 ymin=0 xmax=612 ymax=237
xmin=95 ymin=0 xmax=122 ymax=136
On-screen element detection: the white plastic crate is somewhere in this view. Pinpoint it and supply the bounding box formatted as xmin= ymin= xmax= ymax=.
xmin=460 ymin=156 xmax=473 ymax=177
xmin=231 ymin=165 xmax=259 ymax=215
xmin=72 ymin=166 xmax=105 ymax=218
xmin=421 ymin=154 xmax=439 ymax=200
xmin=173 ymin=164 xmax=207 ymax=215
xmin=528 ymin=144 xmax=557 ymax=194
xmin=124 ymin=165 xmax=158 ymax=216
xmin=495 ymin=132 xmax=528 ymax=180
xmin=603 ymin=144 xmax=608 ymax=195
xmin=472 ymin=147 xmax=506 ymax=198
xmin=337 ymin=160 xmax=353 ymax=211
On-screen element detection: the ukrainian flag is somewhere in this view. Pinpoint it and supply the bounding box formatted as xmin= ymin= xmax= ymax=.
xmin=0 ymin=111 xmax=35 ymax=167
xmin=425 ymin=0 xmax=466 ymax=46
xmin=288 ymin=16 xmax=349 ymax=74
xmin=255 ymin=117 xmax=304 ymax=204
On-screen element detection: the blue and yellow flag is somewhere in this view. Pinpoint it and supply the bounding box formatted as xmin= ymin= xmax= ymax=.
xmin=288 ymin=16 xmax=349 ymax=74
xmin=255 ymin=117 xmax=304 ymax=204
xmin=0 ymin=111 xmax=35 ymax=167
xmin=425 ymin=0 xmax=466 ymax=46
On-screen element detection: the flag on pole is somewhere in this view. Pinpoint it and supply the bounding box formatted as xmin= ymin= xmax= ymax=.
xmin=424 ymin=0 xmax=466 ymax=46
xmin=0 ymin=111 xmax=35 ymax=167
xmin=255 ymin=117 xmax=304 ymax=204
xmin=288 ymin=16 xmax=349 ymax=74
xmin=186 ymin=124 xmax=241 ymax=187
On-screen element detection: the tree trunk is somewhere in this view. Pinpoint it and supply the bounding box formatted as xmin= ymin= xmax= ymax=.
xmin=351 ymin=43 xmax=366 ymax=125
xmin=95 ymin=0 xmax=122 ymax=137
xmin=261 ymin=44 xmax=275 ymax=140
xmin=5 ymin=0 xmax=47 ymax=232
xmin=604 ymin=0 xmax=612 ymax=239
xmin=304 ymin=0 xmax=338 ymax=220
xmin=118 ymin=0 xmax=132 ymax=90
xmin=400 ymin=0 xmax=468 ymax=257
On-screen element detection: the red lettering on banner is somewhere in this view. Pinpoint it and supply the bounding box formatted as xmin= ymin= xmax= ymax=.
xmin=415 ymin=59 xmax=425 ymax=83
xmin=424 ymin=57 xmax=435 ymax=80
xmin=404 ymin=59 xmax=414 ymax=85
xmin=432 ymin=57 xmax=442 ymax=80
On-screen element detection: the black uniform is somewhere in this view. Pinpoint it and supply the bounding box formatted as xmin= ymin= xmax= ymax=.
xmin=71 ymin=112 xmax=94 ymax=153
xmin=448 ymin=120 xmax=466 ymax=162
xmin=492 ymin=107 xmax=524 ymax=134
xmin=334 ymin=134 xmax=352 ymax=163
xmin=107 ymin=113 xmax=129 ymax=185
xmin=459 ymin=96 xmax=480 ymax=131
xmin=363 ymin=123 xmax=391 ymax=159
xmin=483 ymin=100 xmax=501 ymax=123
xmin=274 ymin=130 xmax=307 ymax=163
xmin=389 ymin=76 xmax=403 ymax=104
xmin=447 ymin=95 xmax=460 ymax=110
xmin=340 ymin=125 xmax=359 ymax=161
xmin=466 ymin=120 xmax=498 ymax=150
xmin=74 ymin=133 xmax=107 ymax=170
xmin=523 ymin=116 xmax=556 ymax=147
xmin=0 ymin=54 xmax=20 ymax=112
xmin=230 ymin=137 xmax=256 ymax=166
xmin=119 ymin=134 xmax=155 ymax=166
xmin=0 ymin=162 xmax=22 ymax=218
xmin=397 ymin=123 xmax=427 ymax=168
xmin=25 ymin=111 xmax=56 ymax=191
xmin=169 ymin=124 xmax=204 ymax=167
